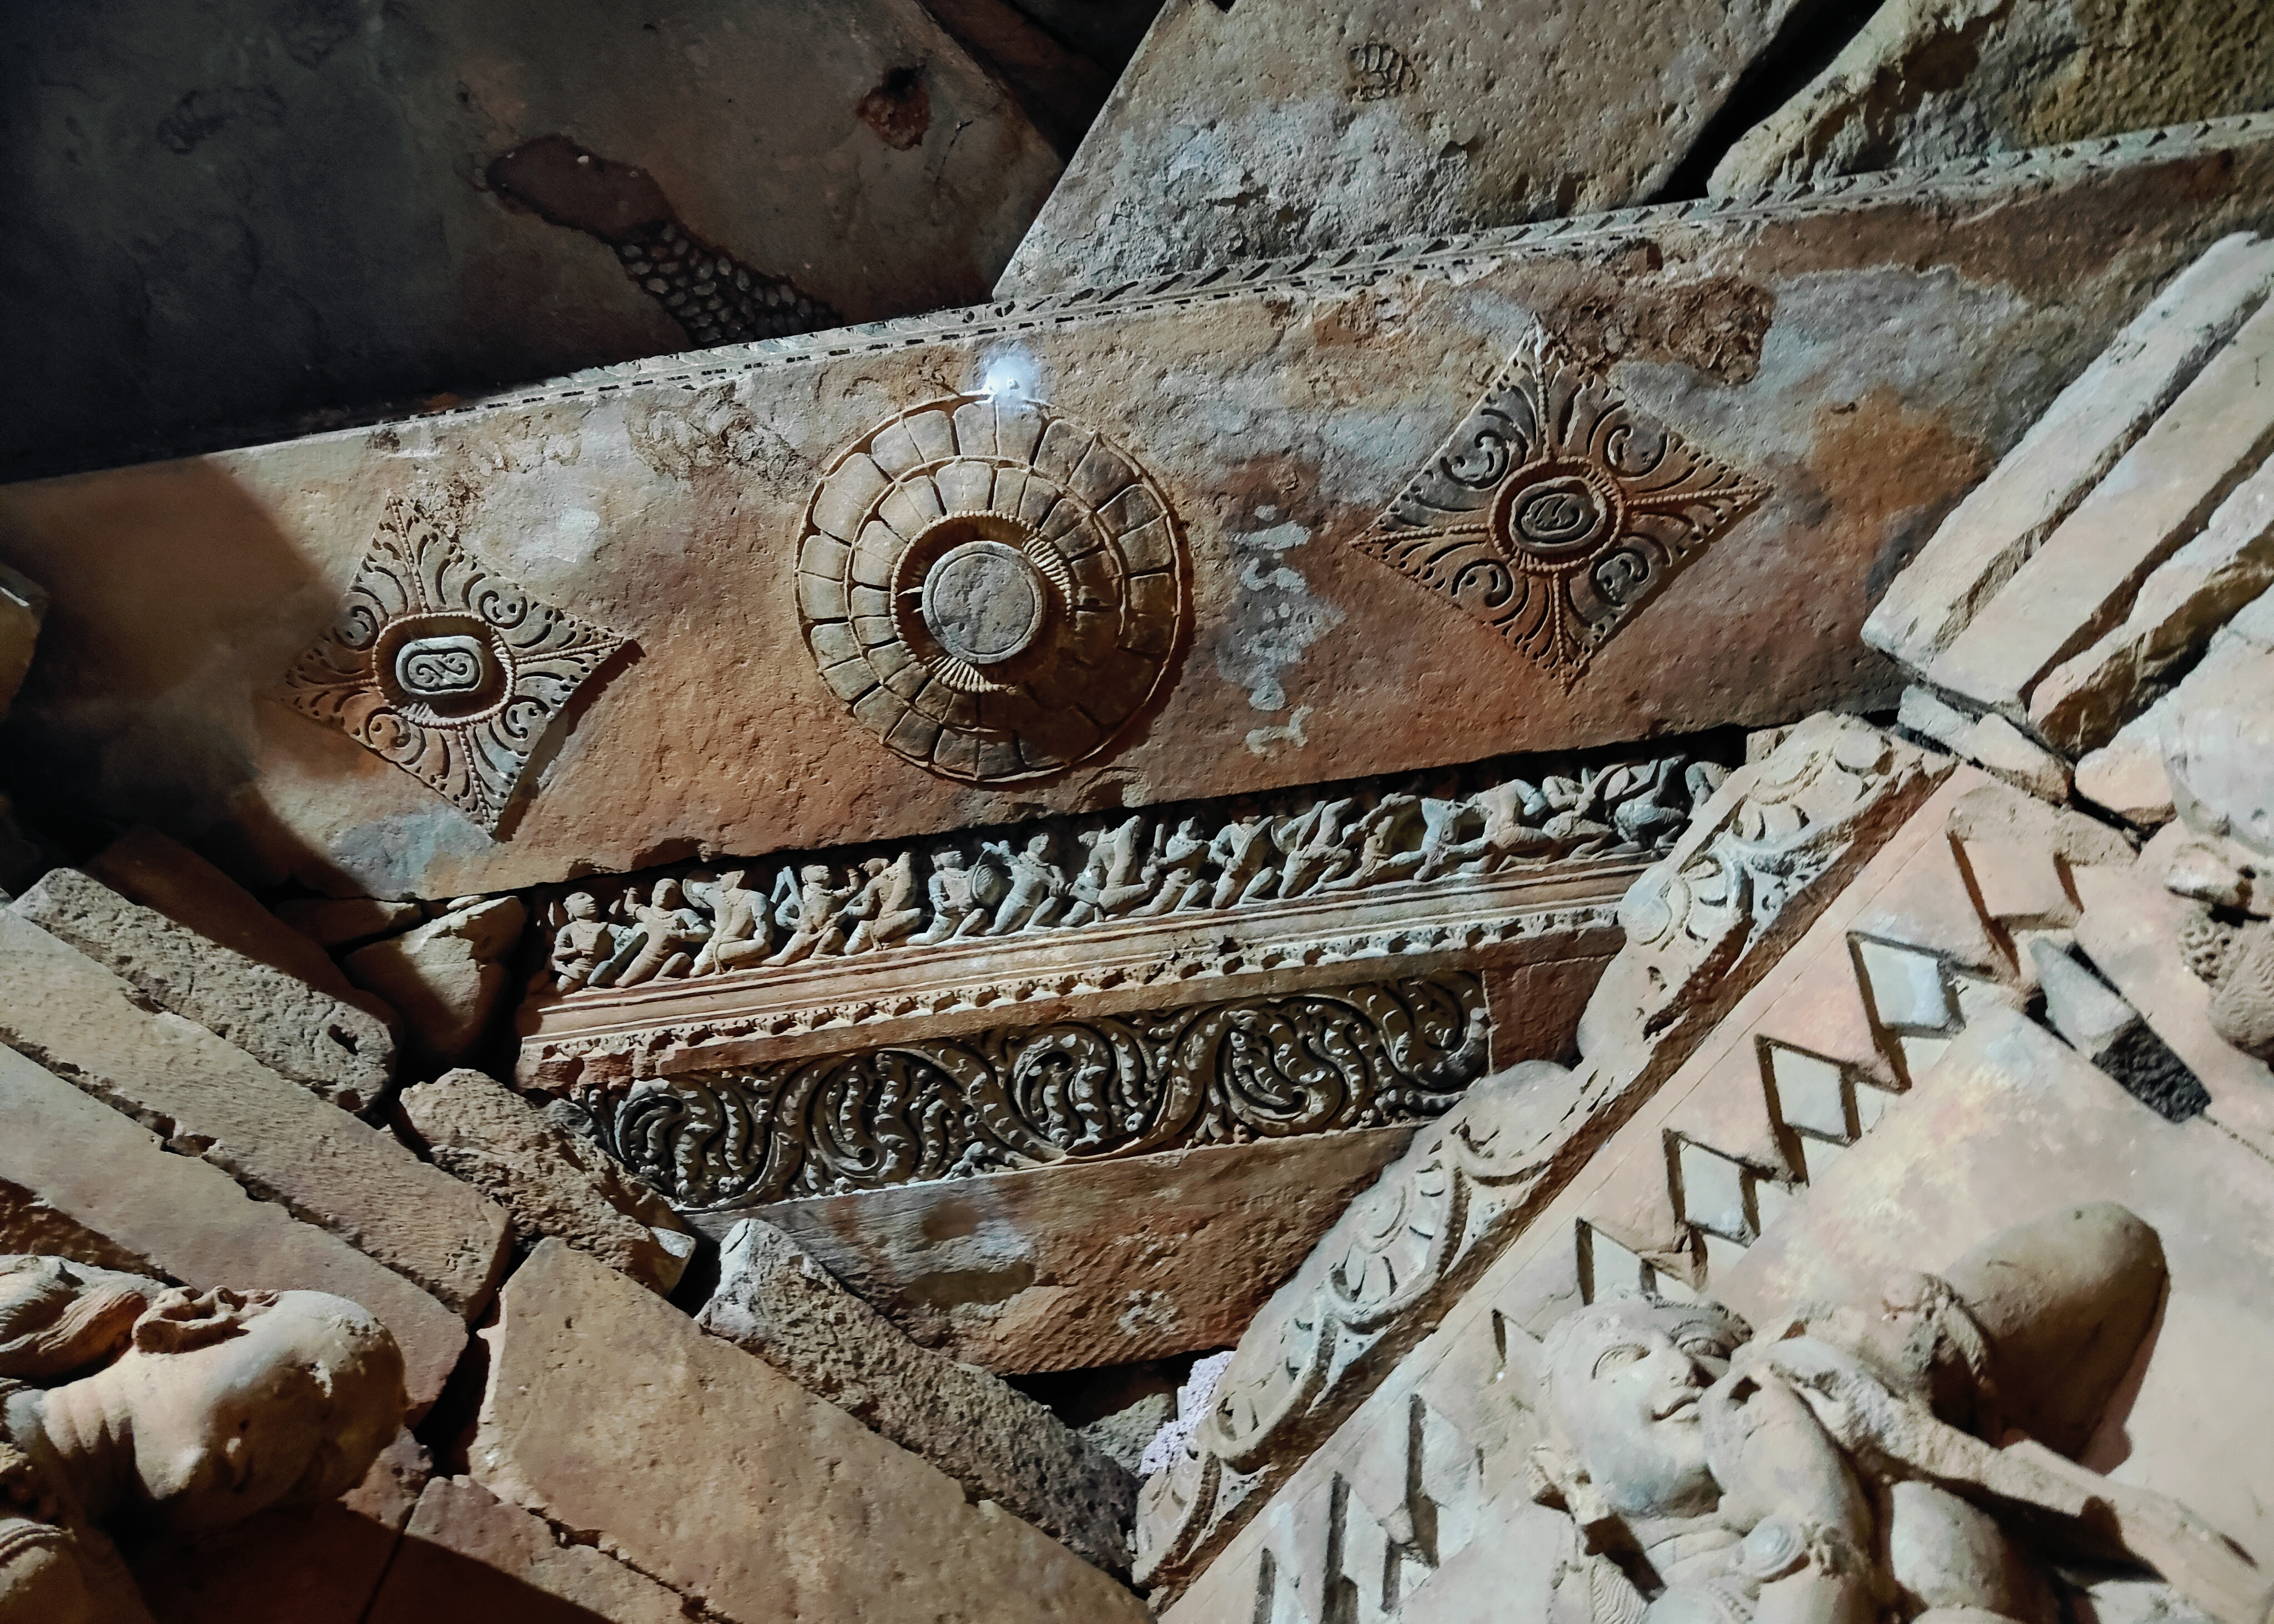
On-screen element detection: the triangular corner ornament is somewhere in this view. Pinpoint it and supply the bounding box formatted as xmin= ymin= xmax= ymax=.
xmin=1356 ymin=324 xmax=1770 ymax=685
xmin=280 ymin=500 xmax=628 ymax=831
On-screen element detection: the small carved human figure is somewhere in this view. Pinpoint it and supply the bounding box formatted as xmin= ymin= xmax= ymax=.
xmin=1062 ymin=817 xmax=1156 ymax=926
xmin=0 ymin=1257 xmax=405 ymax=1624
xmin=1320 ymin=794 xmax=1427 ymax=892
xmin=1135 ymin=817 xmax=1214 ymax=915
xmin=913 ymin=849 xmax=994 ymax=944
xmin=1602 ymin=755 xmax=1696 ymax=850
xmin=841 ymin=854 xmax=926 ymax=955
xmin=1419 ymin=777 xmax=1558 ymax=878
xmin=1272 ymin=798 xmax=1361 ymax=898
xmin=1530 ymin=1205 xmax=2258 ymax=1624
xmin=766 ymin=865 xmax=862 ymax=967
xmin=549 ymin=891 xmax=622 ymax=991
xmin=1206 ymin=811 xmax=1281 ymax=910
xmin=613 ymin=877 xmax=712 ymax=985
xmin=986 ymin=834 xmax=1070 ymax=935
xmin=688 ymin=869 xmax=773 ymax=975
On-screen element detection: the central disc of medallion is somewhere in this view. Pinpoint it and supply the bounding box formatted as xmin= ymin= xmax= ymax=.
xmin=921 ymin=539 xmax=1050 ymax=665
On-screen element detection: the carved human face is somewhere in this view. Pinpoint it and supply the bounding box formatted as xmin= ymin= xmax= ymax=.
xmin=935 ymin=849 xmax=965 ymax=871
xmin=105 ymin=1292 xmax=405 ymax=1536
xmin=1543 ymin=1299 xmax=1744 ymax=1518
xmin=564 ymin=892 xmax=598 ymax=921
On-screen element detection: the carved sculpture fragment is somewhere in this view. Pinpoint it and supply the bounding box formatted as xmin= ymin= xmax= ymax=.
xmin=796 ymin=394 xmax=1188 ymax=783
xmin=2162 ymin=706 xmax=2274 ymax=1061
xmin=530 ymin=748 xmax=1723 ymax=997
xmin=1523 ymin=1205 xmax=2265 ymax=1624
xmin=281 ymin=499 xmax=628 ymax=831
xmin=0 ymin=1256 xmax=405 ymax=1624
xmin=577 ymin=974 xmax=1489 ymax=1209
xmin=1361 ymin=324 xmax=1769 ymax=684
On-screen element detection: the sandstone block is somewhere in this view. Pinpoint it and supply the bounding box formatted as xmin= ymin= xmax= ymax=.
xmin=0 ymin=1043 xmax=465 ymax=1411
xmin=1866 ymin=233 xmax=2274 ymax=672
xmin=998 ymin=0 xmax=1805 ymax=294
xmin=1961 ymin=712 xmax=2074 ymax=804
xmin=276 ymin=896 xmax=424 ymax=950
xmin=346 ymin=897 xmax=525 ymax=1063
xmin=472 ymin=1240 xmax=1150 ymax=1624
xmin=7 ymin=122 xmax=2269 ymax=902
xmin=701 ymin=1218 xmax=1136 ymax=1575
xmin=367 ymin=1476 xmax=688 ymax=1624
xmin=0 ymin=559 xmax=44 ymax=720
xmin=397 ymin=1068 xmax=688 ymax=1294
xmin=2030 ymin=453 xmax=2274 ymax=754
xmin=1929 ymin=296 xmax=2274 ymax=715
xmin=0 ymin=910 xmax=510 ymax=1317
xmin=1710 ymin=0 xmax=2274 ymax=200
xmin=741 ymin=1130 xmax=1419 ymax=1372
xmin=12 ymin=868 xmax=394 ymax=1112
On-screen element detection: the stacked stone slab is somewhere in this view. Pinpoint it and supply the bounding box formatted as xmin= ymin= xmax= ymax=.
xmin=699 ymin=1218 xmax=1138 ymax=1575
xmin=1865 ymin=231 xmax=2274 ymax=803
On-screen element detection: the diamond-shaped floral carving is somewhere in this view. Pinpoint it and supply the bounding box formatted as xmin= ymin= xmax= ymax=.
xmin=282 ymin=500 xmax=627 ymax=830
xmin=1357 ymin=324 xmax=1769 ymax=684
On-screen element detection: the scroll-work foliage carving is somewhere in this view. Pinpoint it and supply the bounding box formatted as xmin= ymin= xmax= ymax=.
xmin=281 ymin=500 xmax=627 ymax=829
xmin=578 ymin=975 xmax=1487 ymax=1209
xmin=796 ymin=393 xmax=1188 ymax=783
xmin=1361 ymin=324 xmax=1769 ymax=683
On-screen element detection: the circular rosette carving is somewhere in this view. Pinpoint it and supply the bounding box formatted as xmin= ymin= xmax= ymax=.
xmin=796 ymin=394 xmax=1188 ymax=783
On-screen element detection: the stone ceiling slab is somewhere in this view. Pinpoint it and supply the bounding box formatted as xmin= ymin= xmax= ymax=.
xmin=994 ymin=0 xmax=1809 ymax=296
xmin=4 ymin=119 xmax=2273 ymax=900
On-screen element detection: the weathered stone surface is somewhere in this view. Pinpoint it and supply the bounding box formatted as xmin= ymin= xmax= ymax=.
xmin=85 ymin=828 xmax=374 ymax=1009
xmin=1722 ymin=1007 xmax=2274 ymax=1566
xmin=1866 ymin=232 xmax=2274 ymax=672
xmin=367 ymin=1476 xmax=688 ymax=1624
xmin=0 ymin=910 xmax=510 ymax=1317
xmin=346 ymin=897 xmax=525 ymax=1063
xmin=1928 ymin=295 xmax=2274 ymax=716
xmin=5 ymin=0 xmax=1061 ymax=485
xmin=1083 ymin=1392 xmax=1175 ymax=1476
xmin=2074 ymin=584 xmax=2274 ymax=827
xmin=396 ymin=1068 xmax=687 ymax=1294
xmin=0 ymin=559 xmax=44 ymax=720
xmin=0 ymin=1178 xmax=162 ymax=1275
xmin=0 ymin=1044 xmax=465 ymax=1412
xmin=12 ymin=868 xmax=394 ymax=1112
xmin=700 ymin=1218 xmax=1136 ymax=1575
xmin=276 ymin=896 xmax=423 ymax=949
xmin=1710 ymin=0 xmax=2274 ymax=199
xmin=6 ymin=122 xmax=2272 ymax=901
xmin=130 ymin=1431 xmax=430 ymax=1624
xmin=1898 ymin=684 xmax=2074 ymax=800
xmin=2031 ymin=454 xmax=2274 ymax=754
xmin=998 ymin=0 xmax=1807 ymax=295
xmin=742 ymin=1130 xmax=1421 ymax=1373
xmin=472 ymin=1239 xmax=1150 ymax=1624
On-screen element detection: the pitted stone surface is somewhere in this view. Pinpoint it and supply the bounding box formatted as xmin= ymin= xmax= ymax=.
xmin=0 ymin=910 xmax=510 ymax=1318
xmin=472 ymin=1240 xmax=1149 ymax=1624
xmin=699 ymin=1218 xmax=1136 ymax=1575
xmin=12 ymin=868 xmax=394 ymax=1113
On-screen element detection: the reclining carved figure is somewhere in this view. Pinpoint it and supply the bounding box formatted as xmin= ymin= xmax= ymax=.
xmin=0 ymin=1256 xmax=405 ymax=1624
xmin=1528 ymin=1205 xmax=2266 ymax=1624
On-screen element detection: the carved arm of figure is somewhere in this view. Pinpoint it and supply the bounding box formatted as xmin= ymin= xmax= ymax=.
xmin=693 ymin=870 xmax=775 ymax=974
xmin=1134 ymin=818 xmax=1213 ymax=915
xmin=1320 ymin=794 xmax=1427 ymax=892
xmin=843 ymin=854 xmax=925 ymax=954
xmin=615 ymin=878 xmax=712 ymax=986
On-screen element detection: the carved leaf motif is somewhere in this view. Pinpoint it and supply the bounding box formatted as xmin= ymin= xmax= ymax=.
xmin=586 ymin=975 xmax=1490 ymax=1209
xmin=279 ymin=500 xmax=628 ymax=830
xmin=1359 ymin=325 xmax=1769 ymax=684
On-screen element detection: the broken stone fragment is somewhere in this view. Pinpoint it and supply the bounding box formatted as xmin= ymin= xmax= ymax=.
xmin=275 ymin=896 xmax=425 ymax=951
xmin=366 ymin=1475 xmax=688 ymax=1624
xmin=396 ymin=1068 xmax=690 ymax=1294
xmin=345 ymin=897 xmax=526 ymax=1065
xmin=0 ymin=1045 xmax=465 ymax=1414
xmin=12 ymin=868 xmax=394 ymax=1113
xmin=1896 ymin=687 xmax=2074 ymax=803
xmin=0 ymin=909 xmax=511 ymax=1319
xmin=1866 ymin=233 xmax=2274 ymax=673
xmin=474 ymin=1240 xmax=1150 ymax=1623
xmin=0 ymin=558 xmax=46 ymax=721
xmin=699 ymin=1218 xmax=1137 ymax=1576
xmin=82 ymin=827 xmax=389 ymax=1016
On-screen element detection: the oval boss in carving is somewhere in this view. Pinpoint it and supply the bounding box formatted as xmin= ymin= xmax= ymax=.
xmin=796 ymin=394 xmax=1188 ymax=783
